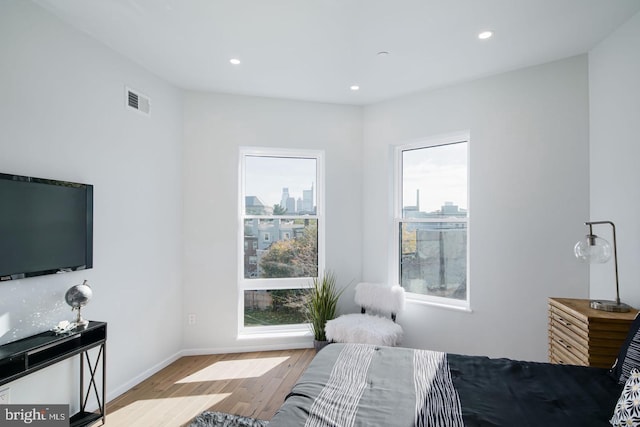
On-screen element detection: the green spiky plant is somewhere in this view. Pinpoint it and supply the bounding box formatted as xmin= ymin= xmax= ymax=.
xmin=306 ymin=271 xmax=345 ymax=342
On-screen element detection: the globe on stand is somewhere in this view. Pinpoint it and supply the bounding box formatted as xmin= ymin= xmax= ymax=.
xmin=65 ymin=280 xmax=93 ymax=329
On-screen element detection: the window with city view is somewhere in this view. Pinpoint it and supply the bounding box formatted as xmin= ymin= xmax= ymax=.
xmin=239 ymin=148 xmax=324 ymax=331
xmin=395 ymin=133 xmax=469 ymax=308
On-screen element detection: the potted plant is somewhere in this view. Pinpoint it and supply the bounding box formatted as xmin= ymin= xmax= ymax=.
xmin=306 ymin=271 xmax=345 ymax=352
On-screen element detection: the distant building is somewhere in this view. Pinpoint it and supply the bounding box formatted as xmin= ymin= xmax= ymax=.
xmin=245 ymin=196 xmax=272 ymax=215
xmin=280 ymin=188 xmax=290 ymax=208
xmin=440 ymin=201 xmax=464 ymax=216
xmin=244 ymin=235 xmax=259 ymax=278
xmin=302 ymin=185 xmax=313 ymax=212
xmin=404 ymin=199 xmax=467 ymax=220
xmin=281 ymin=187 xmax=296 ymax=213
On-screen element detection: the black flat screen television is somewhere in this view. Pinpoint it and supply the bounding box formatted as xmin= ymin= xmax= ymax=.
xmin=0 ymin=173 xmax=93 ymax=281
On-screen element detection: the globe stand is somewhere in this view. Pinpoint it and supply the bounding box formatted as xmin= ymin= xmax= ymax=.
xmin=73 ymin=306 xmax=89 ymax=329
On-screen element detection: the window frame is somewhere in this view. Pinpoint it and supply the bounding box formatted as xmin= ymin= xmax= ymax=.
xmin=392 ymin=131 xmax=471 ymax=310
xmin=238 ymin=146 xmax=325 ymax=335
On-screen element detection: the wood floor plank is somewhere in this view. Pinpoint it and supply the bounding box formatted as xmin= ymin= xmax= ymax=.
xmin=104 ymin=348 xmax=315 ymax=426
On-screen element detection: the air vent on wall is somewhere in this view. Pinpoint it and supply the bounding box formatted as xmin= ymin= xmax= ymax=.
xmin=125 ymin=86 xmax=150 ymax=116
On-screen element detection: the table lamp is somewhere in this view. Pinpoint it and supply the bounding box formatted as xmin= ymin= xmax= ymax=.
xmin=574 ymin=220 xmax=631 ymax=312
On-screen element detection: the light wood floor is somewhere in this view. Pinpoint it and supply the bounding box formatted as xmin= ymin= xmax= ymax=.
xmin=104 ymin=348 xmax=316 ymax=427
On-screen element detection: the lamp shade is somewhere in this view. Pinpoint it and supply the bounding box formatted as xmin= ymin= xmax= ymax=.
xmin=574 ymin=235 xmax=612 ymax=263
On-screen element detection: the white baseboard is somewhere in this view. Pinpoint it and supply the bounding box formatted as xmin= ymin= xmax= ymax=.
xmin=106 ymin=350 xmax=183 ymax=404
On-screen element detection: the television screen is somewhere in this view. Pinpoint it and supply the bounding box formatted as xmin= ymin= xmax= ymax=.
xmin=0 ymin=173 xmax=93 ymax=280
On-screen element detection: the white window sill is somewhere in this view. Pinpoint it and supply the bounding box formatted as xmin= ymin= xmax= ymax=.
xmin=406 ymin=297 xmax=473 ymax=313
xmin=237 ymin=329 xmax=313 ymax=340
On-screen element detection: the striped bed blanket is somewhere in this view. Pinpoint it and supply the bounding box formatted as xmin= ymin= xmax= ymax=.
xmin=269 ymin=343 xmax=622 ymax=427
xmin=303 ymin=344 xmax=461 ymax=427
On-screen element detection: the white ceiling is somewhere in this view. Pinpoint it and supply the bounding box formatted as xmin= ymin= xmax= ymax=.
xmin=34 ymin=0 xmax=640 ymax=105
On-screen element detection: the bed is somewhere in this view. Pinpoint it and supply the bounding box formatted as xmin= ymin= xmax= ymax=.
xmin=269 ymin=343 xmax=627 ymax=427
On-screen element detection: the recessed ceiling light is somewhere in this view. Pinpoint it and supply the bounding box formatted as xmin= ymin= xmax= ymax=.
xmin=478 ymin=31 xmax=493 ymax=40
xmin=350 ymin=85 xmax=360 ymax=91
xmin=377 ymin=51 xmax=390 ymax=57
xmin=229 ymin=58 xmax=241 ymax=65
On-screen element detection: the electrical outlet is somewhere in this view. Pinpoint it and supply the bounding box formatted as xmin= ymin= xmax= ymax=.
xmin=0 ymin=387 xmax=10 ymax=404
xmin=187 ymin=314 xmax=196 ymax=325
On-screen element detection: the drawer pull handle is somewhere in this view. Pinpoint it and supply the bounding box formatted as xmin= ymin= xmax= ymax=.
xmin=558 ymin=339 xmax=571 ymax=349
xmin=557 ymin=316 xmax=572 ymax=327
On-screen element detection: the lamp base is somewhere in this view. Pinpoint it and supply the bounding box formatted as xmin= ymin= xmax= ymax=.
xmin=589 ymin=299 xmax=631 ymax=313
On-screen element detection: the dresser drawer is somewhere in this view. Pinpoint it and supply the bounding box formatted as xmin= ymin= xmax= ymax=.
xmin=549 ymin=328 xmax=588 ymax=365
xmin=548 ymin=297 xmax=638 ymax=369
xmin=549 ymin=341 xmax=585 ymax=366
xmin=550 ymin=325 xmax=588 ymax=358
xmin=549 ymin=309 xmax=588 ymax=345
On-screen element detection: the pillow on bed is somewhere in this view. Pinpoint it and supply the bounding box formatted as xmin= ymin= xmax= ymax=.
xmin=611 ymin=312 xmax=640 ymax=384
xmin=610 ymin=367 xmax=640 ymax=427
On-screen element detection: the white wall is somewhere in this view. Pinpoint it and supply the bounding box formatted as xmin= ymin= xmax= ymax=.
xmin=182 ymin=92 xmax=362 ymax=352
xmin=589 ymin=11 xmax=640 ymax=308
xmin=0 ymin=0 xmax=183 ymax=407
xmin=2 ymin=0 xmax=625 ymax=408
xmin=362 ymin=56 xmax=590 ymax=362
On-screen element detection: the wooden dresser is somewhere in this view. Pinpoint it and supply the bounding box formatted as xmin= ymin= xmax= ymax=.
xmin=548 ymin=297 xmax=638 ymax=368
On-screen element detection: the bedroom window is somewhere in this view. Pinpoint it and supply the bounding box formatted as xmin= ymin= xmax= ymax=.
xmin=394 ymin=132 xmax=469 ymax=309
xmin=239 ymin=147 xmax=324 ymax=333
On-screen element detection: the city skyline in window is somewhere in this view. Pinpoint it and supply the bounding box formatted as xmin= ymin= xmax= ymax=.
xmin=402 ymin=142 xmax=467 ymax=214
xmin=245 ymin=156 xmax=316 ymax=210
